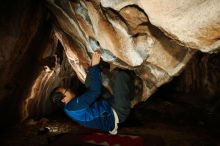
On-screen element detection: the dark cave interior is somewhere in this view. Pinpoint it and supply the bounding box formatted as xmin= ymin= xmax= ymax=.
xmin=0 ymin=0 xmax=220 ymax=146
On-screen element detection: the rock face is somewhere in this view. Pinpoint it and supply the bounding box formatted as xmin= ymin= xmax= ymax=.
xmin=0 ymin=0 xmax=220 ymax=123
xmin=46 ymin=0 xmax=195 ymax=103
xmin=101 ymin=0 xmax=220 ymax=52
xmin=0 ymin=0 xmax=81 ymax=123
xmin=0 ymin=0 xmax=53 ymax=124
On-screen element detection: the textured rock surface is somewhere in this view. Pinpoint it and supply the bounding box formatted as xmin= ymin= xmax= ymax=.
xmin=0 ymin=0 xmax=54 ymax=124
xmin=0 ymin=0 xmax=80 ymax=123
xmin=46 ymin=0 xmax=195 ymax=104
xmin=101 ymin=0 xmax=220 ymax=52
xmin=0 ymin=0 xmax=220 ymax=123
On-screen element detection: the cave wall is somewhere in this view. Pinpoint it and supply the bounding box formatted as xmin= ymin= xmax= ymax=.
xmin=0 ymin=0 xmax=53 ymax=125
xmin=0 ymin=0 xmax=220 ymax=125
xmin=171 ymin=52 xmax=220 ymax=101
xmin=0 ymin=0 xmax=70 ymax=126
xmin=0 ymin=0 xmax=86 ymax=125
xmin=155 ymin=52 xmax=220 ymax=108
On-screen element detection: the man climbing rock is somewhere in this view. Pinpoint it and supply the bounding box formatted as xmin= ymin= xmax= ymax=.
xmin=50 ymin=50 xmax=140 ymax=134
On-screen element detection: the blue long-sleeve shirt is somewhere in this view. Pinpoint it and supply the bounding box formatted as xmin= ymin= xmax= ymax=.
xmin=64 ymin=65 xmax=115 ymax=132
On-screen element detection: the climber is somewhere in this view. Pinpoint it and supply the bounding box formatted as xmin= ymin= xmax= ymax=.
xmin=50 ymin=50 xmax=140 ymax=134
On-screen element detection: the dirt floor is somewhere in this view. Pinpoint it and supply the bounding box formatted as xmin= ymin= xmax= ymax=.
xmin=1 ymin=94 xmax=220 ymax=146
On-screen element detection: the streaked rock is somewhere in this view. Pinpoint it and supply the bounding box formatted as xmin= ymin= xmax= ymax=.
xmin=46 ymin=0 xmax=195 ymax=102
xmin=101 ymin=0 xmax=220 ymax=52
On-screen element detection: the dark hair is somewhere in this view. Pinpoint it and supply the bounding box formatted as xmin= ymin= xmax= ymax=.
xmin=50 ymin=87 xmax=65 ymax=108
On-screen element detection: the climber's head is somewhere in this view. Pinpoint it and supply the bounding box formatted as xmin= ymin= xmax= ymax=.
xmin=50 ymin=87 xmax=76 ymax=108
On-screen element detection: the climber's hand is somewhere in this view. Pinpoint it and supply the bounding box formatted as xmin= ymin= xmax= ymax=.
xmin=91 ymin=50 xmax=101 ymax=66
